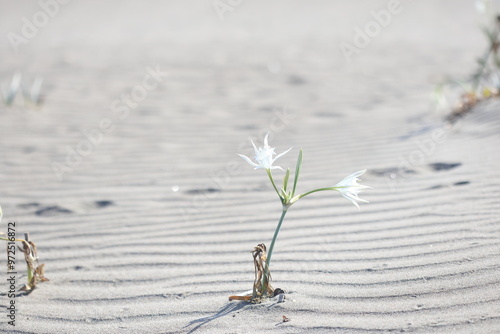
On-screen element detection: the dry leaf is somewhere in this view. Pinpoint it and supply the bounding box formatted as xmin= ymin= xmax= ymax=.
xmin=251 ymin=243 xmax=273 ymax=302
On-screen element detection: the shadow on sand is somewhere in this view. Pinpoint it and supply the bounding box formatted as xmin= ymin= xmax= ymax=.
xmin=184 ymin=301 xmax=250 ymax=333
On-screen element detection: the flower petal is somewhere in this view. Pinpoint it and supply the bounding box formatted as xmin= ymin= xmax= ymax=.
xmin=269 ymin=165 xmax=285 ymax=171
xmin=238 ymin=134 xmax=290 ymax=171
xmin=264 ymin=133 xmax=270 ymax=148
xmin=350 ymin=199 xmax=360 ymax=209
xmin=334 ymin=169 xmax=370 ymax=209
xmin=273 ymin=147 xmax=292 ymax=164
xmin=251 ymin=140 xmax=259 ymax=154
xmin=335 ymin=170 xmax=367 ymax=187
xmin=238 ymin=154 xmax=261 ymax=168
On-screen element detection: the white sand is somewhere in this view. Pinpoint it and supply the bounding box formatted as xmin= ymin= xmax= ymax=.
xmin=0 ymin=0 xmax=499 ymax=333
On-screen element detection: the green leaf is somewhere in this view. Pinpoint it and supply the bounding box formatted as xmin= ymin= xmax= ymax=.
xmin=480 ymin=26 xmax=496 ymax=43
xmin=283 ymin=168 xmax=290 ymax=192
xmin=280 ymin=188 xmax=289 ymax=203
xmin=494 ymin=55 xmax=500 ymax=68
xmin=292 ymin=149 xmax=303 ymax=197
xmin=476 ymin=58 xmax=486 ymax=65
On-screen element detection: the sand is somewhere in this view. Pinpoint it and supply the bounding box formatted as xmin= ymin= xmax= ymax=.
xmin=0 ymin=0 xmax=499 ymax=333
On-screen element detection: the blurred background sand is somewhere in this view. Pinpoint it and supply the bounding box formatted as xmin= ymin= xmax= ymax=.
xmin=0 ymin=0 xmax=499 ymax=333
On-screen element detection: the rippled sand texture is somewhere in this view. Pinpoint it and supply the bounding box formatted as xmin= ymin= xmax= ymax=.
xmin=0 ymin=0 xmax=499 ymax=333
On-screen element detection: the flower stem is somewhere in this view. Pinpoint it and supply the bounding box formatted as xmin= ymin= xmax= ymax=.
xmin=294 ymin=186 xmax=337 ymax=201
xmin=262 ymin=208 xmax=288 ymax=292
xmin=266 ymin=169 xmax=282 ymax=200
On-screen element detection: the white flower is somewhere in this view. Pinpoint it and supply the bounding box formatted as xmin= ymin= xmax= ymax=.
xmin=238 ymin=134 xmax=292 ymax=171
xmin=334 ymin=170 xmax=371 ymax=209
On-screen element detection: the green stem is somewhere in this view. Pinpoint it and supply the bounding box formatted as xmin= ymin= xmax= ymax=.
xmin=266 ymin=169 xmax=282 ymax=201
xmin=262 ymin=208 xmax=288 ymax=293
xmin=295 ymin=187 xmax=337 ymax=201
xmin=474 ymin=25 xmax=500 ymax=91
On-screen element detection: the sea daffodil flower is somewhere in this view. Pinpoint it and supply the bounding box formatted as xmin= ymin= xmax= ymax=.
xmin=238 ymin=134 xmax=292 ymax=171
xmin=232 ymin=135 xmax=371 ymax=303
xmin=334 ymin=169 xmax=371 ymax=209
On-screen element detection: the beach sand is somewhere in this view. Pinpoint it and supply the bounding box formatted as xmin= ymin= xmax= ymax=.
xmin=0 ymin=0 xmax=499 ymax=333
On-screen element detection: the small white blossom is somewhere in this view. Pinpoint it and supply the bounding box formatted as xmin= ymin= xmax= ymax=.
xmin=334 ymin=170 xmax=371 ymax=209
xmin=238 ymin=134 xmax=292 ymax=171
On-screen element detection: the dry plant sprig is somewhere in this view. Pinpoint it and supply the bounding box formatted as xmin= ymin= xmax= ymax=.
xmin=23 ymin=76 xmax=44 ymax=106
xmin=446 ymin=89 xmax=500 ymax=123
xmin=231 ymin=134 xmax=370 ymax=302
xmin=251 ymin=243 xmax=273 ymax=302
xmin=440 ymin=11 xmax=500 ymax=122
xmin=0 ymin=207 xmax=48 ymax=292
xmin=1 ymin=73 xmax=22 ymax=106
xmin=1 ymin=73 xmax=44 ymax=107
xmin=473 ymin=17 xmax=500 ymax=89
xmin=19 ymin=234 xmax=49 ymax=291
